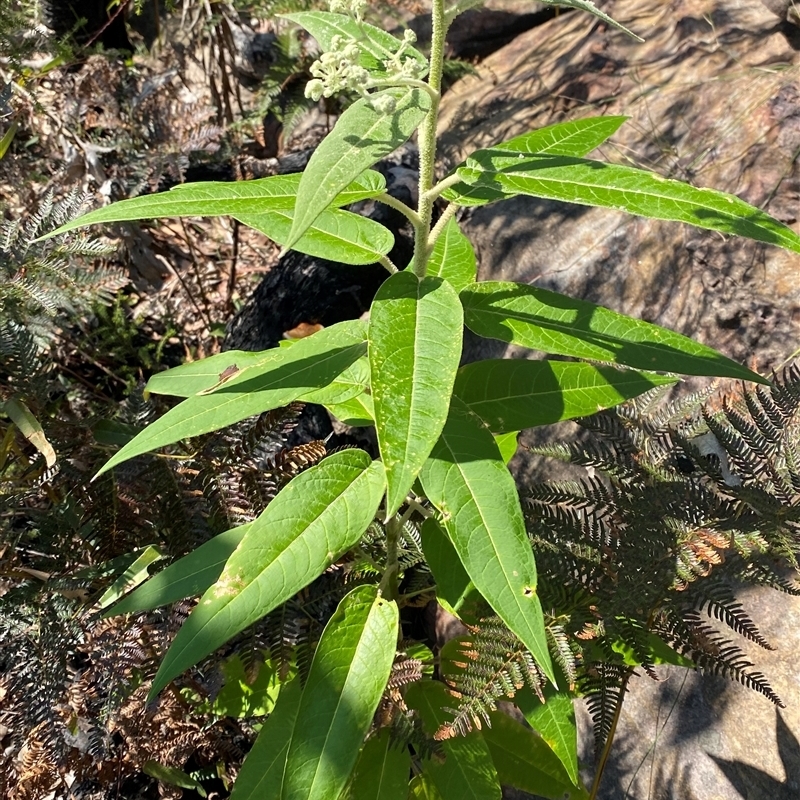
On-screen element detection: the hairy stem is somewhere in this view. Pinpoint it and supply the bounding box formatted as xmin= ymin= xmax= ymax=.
xmin=426 ymin=203 xmax=458 ymax=253
xmin=411 ymin=0 xmax=448 ymax=278
xmin=376 ymin=192 xmax=422 ymax=227
xmin=380 ymin=514 xmax=402 ymax=600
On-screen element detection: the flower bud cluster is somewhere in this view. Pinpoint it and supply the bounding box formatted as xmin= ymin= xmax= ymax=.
xmin=328 ymin=0 xmax=368 ymax=21
xmin=305 ymin=35 xmax=370 ymax=102
xmin=305 ymin=3 xmax=427 ymax=111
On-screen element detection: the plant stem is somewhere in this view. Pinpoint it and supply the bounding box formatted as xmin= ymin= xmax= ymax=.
xmin=426 ymin=203 xmax=458 ymax=252
xmin=411 ymin=0 xmax=448 ymax=278
xmin=379 ymin=514 xmax=401 ymax=600
xmin=376 ymin=192 xmax=422 ymax=227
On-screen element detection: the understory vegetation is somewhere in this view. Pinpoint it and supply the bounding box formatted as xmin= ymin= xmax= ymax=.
xmin=2 ymin=2 xmax=800 ymax=799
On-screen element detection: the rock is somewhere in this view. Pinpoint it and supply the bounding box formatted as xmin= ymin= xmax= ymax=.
xmin=438 ymin=0 xmax=800 ymax=375
xmin=576 ymin=580 xmax=800 ymax=799
xmin=436 ymin=2 xmax=800 ymax=797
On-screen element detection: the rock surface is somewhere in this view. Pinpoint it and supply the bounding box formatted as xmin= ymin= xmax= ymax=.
xmin=438 ymin=0 xmax=800 ymax=374
xmin=436 ymin=2 xmax=800 ymax=798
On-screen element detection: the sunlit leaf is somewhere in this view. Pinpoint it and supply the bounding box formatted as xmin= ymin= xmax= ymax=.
xmin=98 ymin=545 xmax=164 ymax=610
xmin=444 ymin=151 xmax=800 ymax=258
xmin=283 ymin=585 xmax=399 ymax=800
xmin=40 ymin=171 xmax=385 ymax=239
xmin=460 ymin=282 xmax=766 ymax=383
xmin=231 ymin=676 xmax=302 ymax=800
xmin=105 ymin=524 xmax=250 ymax=616
xmin=285 ymin=88 xmax=431 ymax=252
xmin=236 ymin=206 xmax=393 ymax=265
xmin=99 ymin=320 xmax=368 ymax=476
xmin=515 ymin=687 xmax=581 ymax=788
xmin=148 ymin=450 xmax=385 ymax=698
xmin=419 ymin=400 xmax=554 ymax=683
xmin=427 ymin=217 xmax=476 ymax=293
xmin=490 ymin=116 xmax=628 ymax=157
xmin=454 ymin=359 xmax=676 ymax=432
xmin=369 ymin=273 xmax=463 ymax=516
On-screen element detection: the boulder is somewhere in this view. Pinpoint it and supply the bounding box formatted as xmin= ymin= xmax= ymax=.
xmin=436 ymin=2 xmax=800 ymax=798
xmin=438 ymin=0 xmax=800 ymax=374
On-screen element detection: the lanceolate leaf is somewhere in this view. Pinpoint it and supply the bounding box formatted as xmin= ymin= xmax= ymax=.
xmin=286 ymin=88 xmax=431 ymax=252
xmin=515 ymin=686 xmax=580 ymax=787
xmin=348 ymin=730 xmax=410 ymax=800
xmin=420 ymin=518 xmax=474 ymax=617
xmin=539 ymin=0 xmax=642 ymax=41
xmin=444 ymin=151 xmax=800 ymax=257
xmin=460 ymin=282 xmax=766 ymax=383
xmin=406 ymin=681 xmax=501 ymax=800
xmin=283 ymin=585 xmax=399 ymax=800
xmin=40 ymin=171 xmax=385 ymax=239
xmin=427 ymin=217 xmax=476 ymax=294
xmin=490 ymin=116 xmax=628 ymax=157
xmin=147 ymin=450 xmax=386 ymax=699
xmin=482 ymin=710 xmax=587 ymax=800
xmin=98 ymin=320 xmax=368 ymax=476
xmin=299 ymin=357 xmax=370 ymax=405
xmin=105 ymin=524 xmax=250 ymax=616
xmin=236 ymin=207 xmax=393 ymax=265
xmin=231 ymin=676 xmax=303 ymax=800
xmin=419 ymin=400 xmax=554 ymax=683
xmin=453 ymin=359 xmax=676 ymax=432
xmin=283 ymin=11 xmax=427 ymax=79
xmin=409 ymin=774 xmax=444 ymax=800
xmin=369 ymin=273 xmax=463 ymax=516
xmin=324 ymin=391 xmax=375 ymax=427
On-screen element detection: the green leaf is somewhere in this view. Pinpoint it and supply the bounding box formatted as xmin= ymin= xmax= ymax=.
xmin=482 ymin=710 xmax=587 ymax=800
xmin=143 ymin=762 xmax=206 ymax=797
xmin=285 ymin=88 xmax=431 ymax=252
xmin=444 ymin=151 xmax=800 ymax=257
xmin=39 ymin=171 xmax=386 ymax=239
xmin=0 ymin=122 xmax=18 ymax=160
xmin=231 ymin=676 xmax=303 ymax=800
xmin=203 ymin=655 xmax=285 ymax=718
xmin=299 ymin=357 xmax=370 ymax=405
xmin=420 ymin=518 xmax=474 ymax=616
xmin=283 ymin=585 xmax=399 ymax=800
xmin=454 ymin=359 xmax=677 ymax=433
xmin=460 ymin=282 xmax=766 ymax=383
xmin=515 ymin=687 xmax=580 ymax=787
xmin=342 ymin=728 xmax=409 ymax=800
xmin=369 ymin=273 xmax=463 ymax=516
xmin=419 ymin=400 xmax=554 ymax=683
xmin=408 ymin=774 xmax=443 ymax=800
xmin=3 ymin=396 xmax=56 ymax=467
xmin=490 ymin=115 xmax=628 ymax=157
xmin=406 ymin=681 xmax=501 ymax=800
xmin=426 ymin=217 xmax=476 ymax=293
xmin=494 ymin=431 xmax=518 ymax=464
xmin=539 ymin=0 xmax=642 ymax=41
xmin=148 ymin=450 xmax=386 ymax=698
xmin=324 ymin=391 xmax=375 ymax=427
xmin=236 ymin=207 xmax=394 ymax=265
xmin=104 ymin=523 xmax=251 ymax=616
xmin=283 ymin=11 xmax=428 ymax=79
xmin=99 ymin=320 xmax=368 ymax=476
xmin=610 ymin=631 xmax=695 ymax=668
xmin=98 ymin=545 xmax=164 ymax=610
